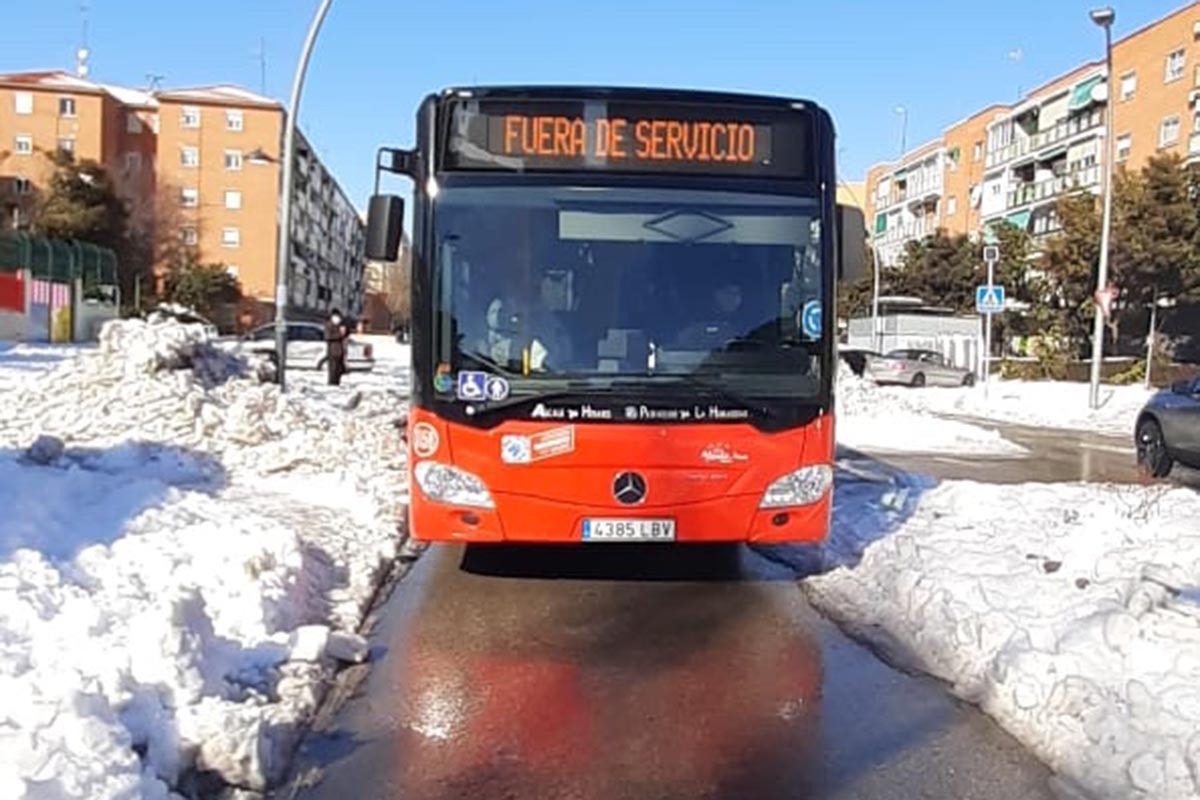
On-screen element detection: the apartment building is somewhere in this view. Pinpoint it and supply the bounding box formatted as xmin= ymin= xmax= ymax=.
xmin=864 ymin=1 xmax=1200 ymax=264
xmin=0 ymin=70 xmax=364 ymax=326
xmin=865 ymin=140 xmax=948 ymax=267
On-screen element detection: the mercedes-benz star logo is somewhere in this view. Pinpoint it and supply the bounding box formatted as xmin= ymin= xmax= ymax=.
xmin=613 ymin=472 xmax=647 ymax=505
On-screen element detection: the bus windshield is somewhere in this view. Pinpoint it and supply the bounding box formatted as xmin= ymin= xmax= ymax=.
xmin=432 ymin=184 xmax=824 ymax=401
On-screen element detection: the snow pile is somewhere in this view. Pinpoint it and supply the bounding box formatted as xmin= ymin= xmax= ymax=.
xmin=838 ymin=364 xmax=1027 ymax=457
xmin=875 ymin=378 xmax=1153 ymax=437
xmin=0 ymin=319 xmax=408 ymax=799
xmin=810 ymin=474 xmax=1200 ymax=800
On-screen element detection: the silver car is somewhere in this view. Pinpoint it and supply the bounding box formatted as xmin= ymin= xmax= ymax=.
xmin=866 ymin=348 xmax=976 ymax=388
xmin=234 ymin=322 xmax=376 ymax=372
xmin=1135 ymin=375 xmax=1200 ymax=477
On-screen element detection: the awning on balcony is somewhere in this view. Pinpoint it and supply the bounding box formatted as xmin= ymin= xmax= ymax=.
xmin=875 ymin=213 xmax=887 ymax=234
xmin=1068 ymin=76 xmax=1104 ymax=110
xmin=1004 ymin=210 xmax=1032 ymax=230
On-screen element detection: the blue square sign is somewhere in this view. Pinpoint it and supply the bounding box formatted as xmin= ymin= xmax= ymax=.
xmin=976 ymin=284 xmax=1005 ymax=314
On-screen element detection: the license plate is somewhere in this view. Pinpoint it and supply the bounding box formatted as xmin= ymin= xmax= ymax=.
xmin=582 ymin=518 xmax=676 ymax=542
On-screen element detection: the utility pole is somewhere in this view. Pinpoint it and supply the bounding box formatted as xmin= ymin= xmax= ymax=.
xmin=1088 ymin=6 xmax=1116 ymax=409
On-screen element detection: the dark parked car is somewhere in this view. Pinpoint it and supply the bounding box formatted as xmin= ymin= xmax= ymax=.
xmin=1136 ymin=375 xmax=1200 ymax=477
xmin=839 ymin=347 xmax=882 ymax=377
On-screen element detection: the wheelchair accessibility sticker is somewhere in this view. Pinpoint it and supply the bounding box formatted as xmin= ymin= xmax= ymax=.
xmin=456 ymin=371 xmax=487 ymax=401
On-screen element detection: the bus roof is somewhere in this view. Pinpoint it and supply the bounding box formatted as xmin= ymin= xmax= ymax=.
xmin=436 ymin=85 xmax=827 ymax=115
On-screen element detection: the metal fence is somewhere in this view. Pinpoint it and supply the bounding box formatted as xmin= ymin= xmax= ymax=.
xmin=0 ymin=232 xmax=118 ymax=291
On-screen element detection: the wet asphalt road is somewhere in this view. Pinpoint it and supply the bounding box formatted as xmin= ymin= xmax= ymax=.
xmin=284 ymin=542 xmax=1055 ymax=800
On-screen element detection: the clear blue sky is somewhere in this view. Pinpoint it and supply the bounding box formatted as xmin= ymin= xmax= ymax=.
xmin=0 ymin=0 xmax=1188 ymax=209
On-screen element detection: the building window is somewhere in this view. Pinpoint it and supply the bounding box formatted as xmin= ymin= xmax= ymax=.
xmin=14 ymin=135 xmax=33 ymax=155
xmin=221 ymin=227 xmax=241 ymax=248
xmin=1160 ymin=115 xmax=1181 ymax=147
xmin=1117 ymin=134 xmax=1132 ymax=162
xmin=973 ymin=142 xmax=983 ymax=162
xmin=14 ymin=92 xmax=33 ymax=115
xmin=181 ymin=106 xmax=201 ymax=128
xmin=14 ymin=178 xmax=32 ymax=195
xmin=1120 ymin=71 xmax=1137 ymax=101
xmin=57 ymin=138 xmax=75 ymax=156
xmin=224 ymin=190 xmax=242 ymax=210
xmin=181 ymin=188 xmax=199 ymax=208
xmin=946 ymin=196 xmax=958 ymax=216
xmin=127 ymin=113 xmax=143 ymax=134
xmin=225 ymin=110 xmax=244 ymax=131
xmin=1166 ymin=49 xmax=1187 ymax=83
xmin=181 ymin=147 xmax=200 ymax=168
xmin=180 ymin=226 xmax=198 ymax=246
xmin=58 ymin=97 xmax=77 ymax=118
xmin=224 ymin=150 xmax=243 ymax=171
xmin=124 ymin=152 xmax=142 ymax=173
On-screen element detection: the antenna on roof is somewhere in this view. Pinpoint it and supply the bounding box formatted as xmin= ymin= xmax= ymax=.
xmin=254 ymin=37 xmax=268 ymax=96
xmin=1008 ymin=47 xmax=1025 ymax=100
xmin=146 ymin=74 xmax=164 ymax=92
xmin=76 ymin=1 xmax=91 ymax=78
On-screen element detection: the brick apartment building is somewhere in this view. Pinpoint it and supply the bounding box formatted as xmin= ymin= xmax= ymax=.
xmin=865 ymin=1 xmax=1200 ymax=267
xmin=0 ymin=70 xmax=364 ymax=328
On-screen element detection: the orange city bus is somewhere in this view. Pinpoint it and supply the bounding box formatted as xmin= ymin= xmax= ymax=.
xmin=367 ymin=86 xmax=865 ymax=545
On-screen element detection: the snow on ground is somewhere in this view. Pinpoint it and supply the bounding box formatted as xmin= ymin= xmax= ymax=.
xmin=805 ymin=469 xmax=1200 ymax=800
xmin=838 ymin=365 xmax=1028 ymax=457
xmin=0 ymin=341 xmax=92 ymax=392
xmin=873 ymin=378 xmax=1153 ymax=438
xmin=0 ymin=321 xmax=409 ymax=799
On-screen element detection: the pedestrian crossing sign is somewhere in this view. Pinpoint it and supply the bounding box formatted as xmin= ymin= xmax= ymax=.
xmin=976 ymin=285 xmax=1005 ymax=314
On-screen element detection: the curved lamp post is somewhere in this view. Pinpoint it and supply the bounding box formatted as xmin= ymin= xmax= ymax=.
xmin=273 ymin=0 xmax=334 ymax=390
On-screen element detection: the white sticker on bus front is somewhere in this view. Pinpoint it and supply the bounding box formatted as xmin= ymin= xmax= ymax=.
xmin=500 ymin=426 xmax=575 ymax=465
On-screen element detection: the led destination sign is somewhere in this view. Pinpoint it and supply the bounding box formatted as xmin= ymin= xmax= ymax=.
xmin=445 ymin=98 xmax=814 ymax=178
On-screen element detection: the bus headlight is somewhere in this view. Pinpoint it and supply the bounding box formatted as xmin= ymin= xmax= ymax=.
xmin=759 ymin=465 xmax=833 ymax=508
xmin=413 ymin=461 xmax=495 ymax=509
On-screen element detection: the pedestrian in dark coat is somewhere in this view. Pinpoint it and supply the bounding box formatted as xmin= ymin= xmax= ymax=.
xmin=325 ymin=309 xmax=348 ymax=386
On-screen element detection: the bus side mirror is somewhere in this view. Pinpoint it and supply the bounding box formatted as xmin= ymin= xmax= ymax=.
xmin=836 ymin=204 xmax=868 ymax=284
xmin=367 ymin=194 xmax=404 ymax=261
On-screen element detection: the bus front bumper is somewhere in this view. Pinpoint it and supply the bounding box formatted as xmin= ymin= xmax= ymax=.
xmin=410 ymin=490 xmax=831 ymax=544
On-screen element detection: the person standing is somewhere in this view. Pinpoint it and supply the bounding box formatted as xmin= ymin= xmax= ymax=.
xmin=325 ymin=309 xmax=348 ymax=386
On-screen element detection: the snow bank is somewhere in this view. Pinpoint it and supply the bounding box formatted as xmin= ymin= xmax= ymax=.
xmin=809 ymin=473 xmax=1200 ymax=800
xmin=0 ymin=320 xmax=408 ymax=799
xmin=873 ymin=378 xmax=1152 ymax=437
xmin=838 ymin=364 xmax=1027 ymax=457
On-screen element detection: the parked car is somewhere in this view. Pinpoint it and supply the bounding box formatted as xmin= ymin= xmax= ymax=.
xmin=233 ymin=322 xmax=375 ymax=372
xmin=1135 ymin=375 xmax=1200 ymax=477
xmin=866 ymin=348 xmax=976 ymax=388
xmin=838 ymin=347 xmax=883 ymax=377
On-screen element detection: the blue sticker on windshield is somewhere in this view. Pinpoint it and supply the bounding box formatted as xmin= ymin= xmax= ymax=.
xmin=485 ymin=375 xmax=510 ymax=401
xmin=801 ymin=300 xmax=822 ymax=338
xmin=456 ymin=370 xmax=487 ymax=401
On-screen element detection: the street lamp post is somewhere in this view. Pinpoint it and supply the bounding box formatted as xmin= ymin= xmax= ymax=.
xmin=1088 ymin=6 xmax=1116 ymax=409
xmin=273 ymin=0 xmax=334 ymax=391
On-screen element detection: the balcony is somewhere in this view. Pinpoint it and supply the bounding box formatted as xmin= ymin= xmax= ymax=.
xmin=1005 ymin=164 xmax=1101 ymax=210
xmin=1189 ymin=132 xmax=1200 ymax=161
xmin=985 ymin=108 xmax=1106 ymax=170
xmin=873 ymin=220 xmax=936 ymax=245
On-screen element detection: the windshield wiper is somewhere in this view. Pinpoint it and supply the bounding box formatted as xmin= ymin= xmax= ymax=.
xmin=456 ymin=350 xmax=520 ymax=377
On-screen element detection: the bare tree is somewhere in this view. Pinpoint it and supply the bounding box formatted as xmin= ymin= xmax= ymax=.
xmin=379 ymin=234 xmax=412 ymax=323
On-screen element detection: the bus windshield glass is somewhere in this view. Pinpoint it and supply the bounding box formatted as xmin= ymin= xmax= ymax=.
xmin=432 ymin=185 xmax=824 ymax=401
